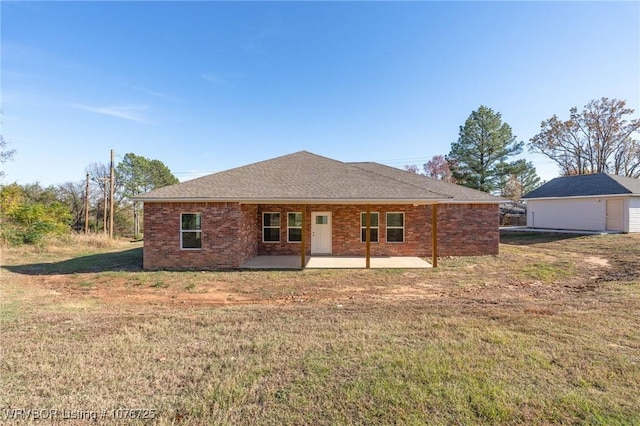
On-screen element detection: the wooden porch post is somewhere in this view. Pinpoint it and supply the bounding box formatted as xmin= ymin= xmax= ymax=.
xmin=365 ymin=204 xmax=371 ymax=269
xmin=301 ymin=205 xmax=307 ymax=268
xmin=432 ymin=204 xmax=438 ymax=268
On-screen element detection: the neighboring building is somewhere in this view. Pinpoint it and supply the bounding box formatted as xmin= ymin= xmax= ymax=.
xmin=134 ymin=151 xmax=502 ymax=269
xmin=523 ymin=173 xmax=640 ymax=233
xmin=500 ymin=201 xmax=527 ymax=226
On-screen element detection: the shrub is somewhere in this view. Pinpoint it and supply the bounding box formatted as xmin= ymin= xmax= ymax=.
xmin=1 ymin=202 xmax=72 ymax=246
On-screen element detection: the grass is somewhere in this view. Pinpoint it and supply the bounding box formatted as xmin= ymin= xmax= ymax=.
xmin=1 ymin=233 xmax=639 ymax=424
xmin=151 ymin=280 xmax=169 ymax=289
xmin=520 ymin=261 xmax=575 ymax=282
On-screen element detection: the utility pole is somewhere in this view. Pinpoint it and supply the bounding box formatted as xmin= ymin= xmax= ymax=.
xmin=109 ymin=149 xmax=115 ymax=239
xmin=84 ymin=173 xmax=90 ymax=234
xmin=133 ymin=201 xmax=139 ymax=240
xmin=101 ymin=177 xmax=109 ymax=234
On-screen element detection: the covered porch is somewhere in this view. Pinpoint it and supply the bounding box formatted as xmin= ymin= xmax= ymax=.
xmin=250 ymin=203 xmax=441 ymax=269
xmin=240 ymin=255 xmax=432 ymax=269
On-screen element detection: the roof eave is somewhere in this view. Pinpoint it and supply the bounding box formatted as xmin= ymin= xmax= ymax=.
xmin=131 ymin=196 xmax=500 ymax=204
xmin=524 ymin=193 xmax=636 ymax=200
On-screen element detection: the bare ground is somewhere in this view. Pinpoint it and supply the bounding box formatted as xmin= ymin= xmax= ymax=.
xmin=3 ymin=233 xmax=637 ymax=311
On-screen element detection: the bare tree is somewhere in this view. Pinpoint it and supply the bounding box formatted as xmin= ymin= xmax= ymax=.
xmin=86 ymin=162 xmax=110 ymax=193
xmin=1 ymin=135 xmax=16 ymax=180
xmin=530 ymin=98 xmax=640 ymax=177
xmin=56 ymin=181 xmax=85 ymax=231
xmin=86 ymin=162 xmax=120 ymax=233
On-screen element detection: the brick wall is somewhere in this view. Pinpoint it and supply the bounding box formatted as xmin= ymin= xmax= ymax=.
xmin=256 ymin=204 xmax=432 ymax=256
xmin=435 ymin=204 xmax=499 ymax=256
xmin=143 ymin=202 xmax=256 ymax=269
xmin=142 ymin=202 xmax=499 ymax=269
xmin=237 ymin=204 xmax=259 ymax=264
xmin=255 ymin=203 xmax=499 ymax=257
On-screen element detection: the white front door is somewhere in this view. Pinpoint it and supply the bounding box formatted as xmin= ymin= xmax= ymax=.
xmin=311 ymin=212 xmax=332 ymax=254
xmin=606 ymin=199 xmax=623 ymax=231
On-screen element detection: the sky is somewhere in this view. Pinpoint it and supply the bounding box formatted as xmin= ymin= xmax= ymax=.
xmin=2 ymin=1 xmax=639 ymax=187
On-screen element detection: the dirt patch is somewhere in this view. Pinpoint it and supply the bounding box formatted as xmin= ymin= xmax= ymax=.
xmin=4 ymin=233 xmax=639 ymax=311
xmin=28 ymin=274 xmax=254 ymax=307
xmin=15 ymin=268 xmax=604 ymax=313
xmin=584 ymin=256 xmax=610 ymax=267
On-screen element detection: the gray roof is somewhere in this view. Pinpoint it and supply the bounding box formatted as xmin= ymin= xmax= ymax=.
xmin=135 ymin=151 xmax=501 ymax=204
xmin=523 ymin=173 xmax=640 ymax=199
xmin=348 ymin=162 xmax=501 ymax=202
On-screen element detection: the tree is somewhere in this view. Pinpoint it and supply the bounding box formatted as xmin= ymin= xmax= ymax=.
xmin=86 ymin=162 xmax=111 ymax=194
xmin=501 ymin=160 xmax=541 ymax=200
xmin=501 ymin=175 xmax=522 ymax=201
xmin=56 ymin=181 xmax=86 ymax=232
xmin=21 ymin=182 xmax=59 ymax=206
xmin=0 ymin=182 xmax=72 ymax=245
xmin=403 ymin=164 xmax=420 ymax=174
xmin=529 ymin=98 xmax=640 ymax=177
xmin=0 ymin=183 xmax=24 ymax=217
xmin=512 ymin=159 xmax=542 ymax=196
xmin=0 ymin=135 xmax=16 ymax=180
xmin=86 ymin=162 xmax=123 ymax=233
xmin=12 ymin=202 xmax=71 ymax=244
xmin=424 ymin=155 xmax=455 ymax=182
xmin=447 ymin=106 xmax=524 ymax=193
xmin=116 ymin=153 xmax=179 ymax=238
xmin=117 ymin=153 xmax=179 ymax=196
xmin=404 ymin=155 xmax=455 ymax=182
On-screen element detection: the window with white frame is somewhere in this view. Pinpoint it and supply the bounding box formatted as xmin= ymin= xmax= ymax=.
xmin=288 ymin=212 xmax=302 ymax=242
xmin=360 ymin=212 xmax=379 ymax=243
xmin=181 ymin=213 xmax=202 ymax=249
xmin=263 ymin=212 xmax=280 ymax=242
xmin=386 ymin=212 xmax=404 ymax=243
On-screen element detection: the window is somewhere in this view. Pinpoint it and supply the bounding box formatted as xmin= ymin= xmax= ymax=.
xmin=386 ymin=212 xmax=404 ymax=243
xmin=263 ymin=212 xmax=280 ymax=242
xmin=315 ymin=215 xmax=328 ymax=224
xmin=181 ymin=213 xmax=202 ymax=249
xmin=360 ymin=212 xmax=379 ymax=243
xmin=288 ymin=212 xmax=302 ymax=242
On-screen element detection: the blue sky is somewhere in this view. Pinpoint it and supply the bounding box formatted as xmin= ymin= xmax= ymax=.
xmin=2 ymin=1 xmax=639 ymax=187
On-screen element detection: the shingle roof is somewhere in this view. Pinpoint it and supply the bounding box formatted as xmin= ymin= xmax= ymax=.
xmin=348 ymin=162 xmax=501 ymax=202
xmin=135 ymin=151 xmax=501 ymax=203
xmin=523 ymin=173 xmax=640 ymax=199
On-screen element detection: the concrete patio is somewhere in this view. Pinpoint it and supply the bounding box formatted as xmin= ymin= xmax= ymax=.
xmin=500 ymin=226 xmax=622 ymax=235
xmin=240 ymin=255 xmax=432 ymax=269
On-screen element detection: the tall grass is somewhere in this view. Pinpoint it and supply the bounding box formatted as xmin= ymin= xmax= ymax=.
xmin=1 ymin=233 xmax=128 ymax=266
xmin=65 ymin=233 xmax=124 ymax=249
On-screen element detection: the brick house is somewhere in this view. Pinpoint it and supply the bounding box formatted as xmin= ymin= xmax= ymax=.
xmin=135 ymin=151 xmax=501 ymax=269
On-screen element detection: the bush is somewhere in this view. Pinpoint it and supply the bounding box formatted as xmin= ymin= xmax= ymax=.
xmin=0 ymin=221 xmax=24 ymax=247
xmin=1 ymin=202 xmax=72 ymax=246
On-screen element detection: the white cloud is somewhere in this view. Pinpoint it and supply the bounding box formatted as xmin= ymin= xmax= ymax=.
xmin=132 ymin=86 xmax=182 ymax=103
xmin=71 ymin=103 xmax=150 ymax=124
